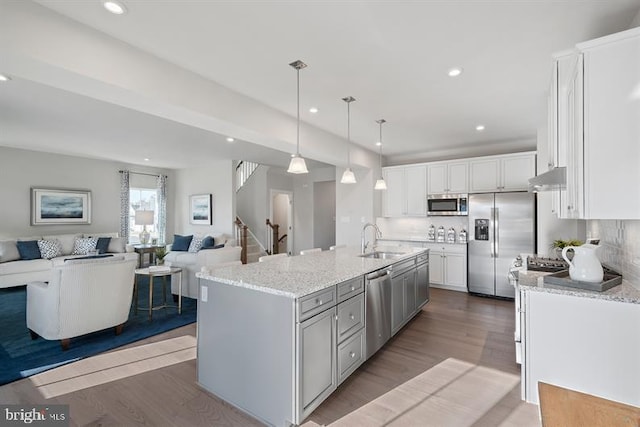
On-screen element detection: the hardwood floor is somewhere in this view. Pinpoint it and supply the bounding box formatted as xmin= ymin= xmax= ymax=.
xmin=0 ymin=288 xmax=540 ymax=426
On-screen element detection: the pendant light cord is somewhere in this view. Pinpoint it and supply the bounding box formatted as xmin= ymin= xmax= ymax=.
xmin=296 ymin=67 xmax=300 ymax=156
xmin=347 ymin=101 xmax=351 ymax=166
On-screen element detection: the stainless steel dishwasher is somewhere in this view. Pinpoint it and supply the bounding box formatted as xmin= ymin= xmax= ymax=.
xmin=365 ymin=267 xmax=392 ymax=359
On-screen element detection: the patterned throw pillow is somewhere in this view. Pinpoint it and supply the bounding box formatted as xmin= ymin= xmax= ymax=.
xmin=188 ymin=236 xmax=205 ymax=253
xmin=37 ymin=239 xmax=62 ymax=259
xmin=72 ymin=237 xmax=98 ymax=255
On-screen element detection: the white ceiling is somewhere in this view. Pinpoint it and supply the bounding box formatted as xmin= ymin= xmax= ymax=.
xmin=3 ymin=0 xmax=640 ymax=169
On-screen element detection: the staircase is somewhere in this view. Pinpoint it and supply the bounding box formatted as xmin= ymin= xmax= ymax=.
xmin=236 ymin=161 xmax=260 ymax=192
xmin=235 ymin=216 xmax=267 ymax=264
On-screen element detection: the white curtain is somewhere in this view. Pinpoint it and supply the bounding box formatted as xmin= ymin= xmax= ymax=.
xmin=119 ymin=170 xmax=130 ymax=241
xmin=156 ymin=174 xmax=167 ymax=244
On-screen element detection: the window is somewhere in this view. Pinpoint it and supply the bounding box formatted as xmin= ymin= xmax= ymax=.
xmin=129 ymin=187 xmax=158 ymax=244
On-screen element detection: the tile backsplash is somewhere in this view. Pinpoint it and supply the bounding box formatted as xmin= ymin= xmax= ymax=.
xmin=587 ymin=220 xmax=640 ymax=283
xmin=376 ymin=217 xmax=469 ymax=240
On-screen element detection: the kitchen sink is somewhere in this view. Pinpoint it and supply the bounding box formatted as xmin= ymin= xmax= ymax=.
xmin=359 ymin=251 xmax=405 ymax=260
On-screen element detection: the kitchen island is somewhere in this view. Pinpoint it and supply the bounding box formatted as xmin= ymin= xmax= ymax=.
xmin=515 ymin=269 xmax=640 ymax=407
xmin=195 ymin=247 xmax=429 ymax=426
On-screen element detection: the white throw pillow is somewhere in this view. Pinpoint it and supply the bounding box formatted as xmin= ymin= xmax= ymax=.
xmin=72 ymin=237 xmax=98 ymax=255
xmin=37 ymin=239 xmax=62 ymax=259
xmin=107 ymin=237 xmax=126 ymax=253
xmin=188 ymin=236 xmax=204 ymax=253
xmin=0 ymin=240 xmax=20 ymax=263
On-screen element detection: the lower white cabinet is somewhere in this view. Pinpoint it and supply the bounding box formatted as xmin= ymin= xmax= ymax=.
xmin=521 ymin=289 xmax=640 ymax=407
xmin=426 ymin=244 xmax=467 ymax=292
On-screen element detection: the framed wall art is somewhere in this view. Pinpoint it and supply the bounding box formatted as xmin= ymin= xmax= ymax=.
xmin=190 ymin=193 xmax=213 ymax=225
xmin=31 ymin=187 xmax=92 ymax=225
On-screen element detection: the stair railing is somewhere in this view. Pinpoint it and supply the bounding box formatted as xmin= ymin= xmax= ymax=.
xmin=265 ymin=219 xmax=280 ymax=255
xmin=236 ymin=161 xmax=260 ymax=192
xmin=234 ymin=216 xmax=248 ymax=264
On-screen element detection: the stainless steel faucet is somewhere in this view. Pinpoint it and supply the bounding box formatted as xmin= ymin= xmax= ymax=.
xmin=361 ymin=223 xmax=382 ymax=253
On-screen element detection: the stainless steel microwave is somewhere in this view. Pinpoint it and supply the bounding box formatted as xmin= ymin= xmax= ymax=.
xmin=427 ymin=194 xmax=468 ymax=216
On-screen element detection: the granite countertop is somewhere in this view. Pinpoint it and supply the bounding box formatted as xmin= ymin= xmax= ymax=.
xmin=196 ymin=246 xmax=427 ymax=298
xmin=517 ymin=269 xmax=640 ymax=305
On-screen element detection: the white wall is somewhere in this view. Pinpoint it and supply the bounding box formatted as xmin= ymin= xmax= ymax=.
xmin=173 ymin=161 xmax=234 ymax=240
xmin=313 ymin=181 xmax=336 ymax=251
xmin=235 ymin=165 xmax=269 ymax=245
xmin=0 ymin=146 xmax=174 ymax=239
xmin=293 ymin=167 xmax=335 ymax=253
xmin=335 ymin=166 xmax=378 ymax=248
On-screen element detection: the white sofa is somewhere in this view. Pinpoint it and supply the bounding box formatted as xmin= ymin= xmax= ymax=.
xmin=27 ymin=257 xmax=137 ymax=350
xmin=0 ymin=233 xmax=137 ymax=289
xmin=164 ymin=234 xmax=242 ymax=299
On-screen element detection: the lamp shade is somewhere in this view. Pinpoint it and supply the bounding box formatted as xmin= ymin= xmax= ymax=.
xmin=340 ymin=168 xmax=357 ymax=184
xmin=374 ymin=178 xmax=388 ymax=190
xmin=287 ymin=154 xmax=309 ymax=174
xmin=134 ymin=210 xmax=154 ymax=226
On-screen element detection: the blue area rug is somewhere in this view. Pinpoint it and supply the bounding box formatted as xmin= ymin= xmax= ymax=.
xmin=0 ymin=276 xmax=196 ymax=385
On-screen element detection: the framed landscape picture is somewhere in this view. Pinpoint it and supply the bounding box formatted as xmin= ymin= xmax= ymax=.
xmin=190 ymin=194 xmax=213 ymax=225
xmin=31 ymin=187 xmax=92 ymax=225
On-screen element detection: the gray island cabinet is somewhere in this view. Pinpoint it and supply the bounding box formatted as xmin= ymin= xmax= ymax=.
xmin=195 ymin=248 xmax=426 ymax=426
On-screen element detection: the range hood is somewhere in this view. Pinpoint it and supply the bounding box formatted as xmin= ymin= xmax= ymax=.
xmin=528 ymin=166 xmax=566 ymax=192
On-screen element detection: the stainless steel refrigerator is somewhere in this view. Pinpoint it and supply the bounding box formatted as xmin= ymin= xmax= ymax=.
xmin=468 ymin=192 xmax=535 ymax=298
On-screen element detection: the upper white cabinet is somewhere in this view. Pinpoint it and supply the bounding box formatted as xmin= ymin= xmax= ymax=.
xmin=382 ymin=165 xmax=427 ymax=217
xmin=552 ymin=27 xmax=640 ymax=219
xmin=469 ymin=152 xmax=536 ymax=193
xmin=427 ymin=161 xmax=468 ymax=194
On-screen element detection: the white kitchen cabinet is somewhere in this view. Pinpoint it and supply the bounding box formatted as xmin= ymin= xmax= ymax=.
xmin=382 ymin=165 xmax=427 ymax=217
xmin=427 ymin=161 xmax=468 ymax=195
xmin=574 ymin=28 xmax=640 ymax=219
xmin=469 ymin=153 xmax=536 ymax=193
xmin=521 ymin=289 xmax=640 ymax=407
xmin=425 ymin=243 xmax=467 ymax=292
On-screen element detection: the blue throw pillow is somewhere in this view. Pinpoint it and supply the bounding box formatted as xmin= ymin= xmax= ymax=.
xmin=96 ymin=237 xmax=111 ymax=254
xmin=172 ymin=234 xmax=193 ymax=251
xmin=16 ymin=240 xmax=41 ymax=260
xmin=212 ymin=243 xmax=225 ymax=249
xmin=201 ymin=236 xmax=215 ymax=249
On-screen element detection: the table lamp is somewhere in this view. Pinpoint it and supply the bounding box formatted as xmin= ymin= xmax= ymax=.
xmin=135 ymin=210 xmax=154 ymax=245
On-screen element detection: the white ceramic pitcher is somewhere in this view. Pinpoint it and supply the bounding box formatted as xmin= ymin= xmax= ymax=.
xmin=561 ymin=244 xmax=604 ymax=283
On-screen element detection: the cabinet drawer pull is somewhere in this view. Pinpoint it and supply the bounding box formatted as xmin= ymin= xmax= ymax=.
xmin=316 ymin=299 xmax=323 ymax=305
xmin=349 ymin=351 xmax=356 ymax=358
xmin=349 ymin=313 xmax=355 ymax=320
xmin=350 ymin=286 xmax=355 ymax=291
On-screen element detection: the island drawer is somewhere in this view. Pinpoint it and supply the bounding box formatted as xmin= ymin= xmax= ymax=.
xmin=298 ymin=287 xmax=336 ymax=322
xmin=337 ymin=276 xmax=364 ymax=303
xmin=337 ymin=329 xmax=365 ymax=385
xmin=337 ymin=293 xmax=364 ymax=343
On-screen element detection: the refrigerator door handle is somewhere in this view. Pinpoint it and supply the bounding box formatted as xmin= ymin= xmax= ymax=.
xmin=494 ymin=207 xmax=499 ymax=258
xmin=490 ymin=207 xmax=496 ymax=258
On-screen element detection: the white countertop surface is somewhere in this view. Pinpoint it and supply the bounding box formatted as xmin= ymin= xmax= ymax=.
xmin=196 ymin=246 xmax=427 ymax=298
xmin=517 ymin=269 xmax=640 ymax=304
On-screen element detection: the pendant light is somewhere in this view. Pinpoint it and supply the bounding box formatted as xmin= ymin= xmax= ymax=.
xmin=340 ymin=96 xmax=357 ymax=184
xmin=374 ymin=119 xmax=388 ymax=190
xmin=287 ymin=60 xmax=309 ymax=174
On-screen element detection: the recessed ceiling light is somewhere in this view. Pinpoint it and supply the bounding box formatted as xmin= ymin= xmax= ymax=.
xmin=103 ymin=1 xmax=126 ymax=15
xmin=226 ymin=137 xmax=235 ymax=143
xmin=0 ymin=74 xmax=11 ymax=82
xmin=448 ymin=67 xmax=463 ymax=77
xmin=309 ymin=107 xmax=318 ymax=114
xmin=143 ymin=158 xmax=150 ymax=162
xmin=476 ymin=125 xmax=485 ymax=131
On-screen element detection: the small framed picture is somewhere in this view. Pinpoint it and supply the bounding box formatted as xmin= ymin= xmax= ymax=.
xmin=31 ymin=187 xmax=92 ymax=225
xmin=190 ymin=194 xmax=213 ymax=225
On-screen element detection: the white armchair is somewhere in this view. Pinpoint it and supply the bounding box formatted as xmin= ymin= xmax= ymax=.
xmin=27 ymin=257 xmax=137 ymax=350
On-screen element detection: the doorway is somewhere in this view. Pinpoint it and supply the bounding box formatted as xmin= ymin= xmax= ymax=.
xmin=270 ymin=190 xmax=293 ymax=255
